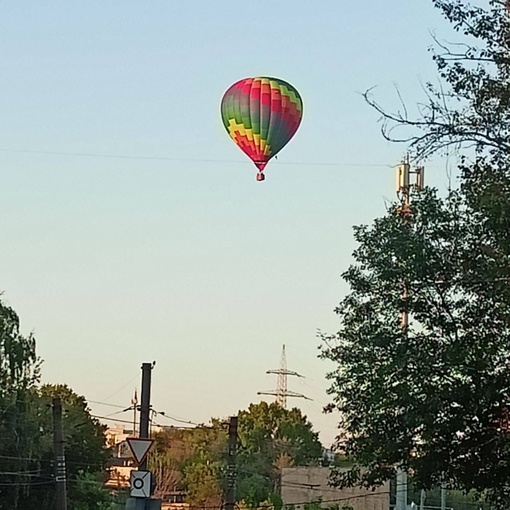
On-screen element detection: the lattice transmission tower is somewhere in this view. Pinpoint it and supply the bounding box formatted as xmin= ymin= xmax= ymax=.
xmin=258 ymin=344 xmax=310 ymax=408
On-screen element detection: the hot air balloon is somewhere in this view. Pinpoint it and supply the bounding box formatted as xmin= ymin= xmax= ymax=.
xmin=221 ymin=77 xmax=303 ymax=181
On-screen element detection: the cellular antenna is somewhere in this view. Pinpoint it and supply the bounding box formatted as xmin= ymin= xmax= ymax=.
xmin=395 ymin=155 xmax=425 ymax=510
xmin=257 ymin=344 xmax=311 ymax=408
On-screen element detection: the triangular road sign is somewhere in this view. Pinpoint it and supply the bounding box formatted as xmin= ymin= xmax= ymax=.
xmin=126 ymin=437 xmax=154 ymax=465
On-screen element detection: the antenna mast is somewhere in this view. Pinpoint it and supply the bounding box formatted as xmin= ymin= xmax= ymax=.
xmin=257 ymin=344 xmax=311 ymax=408
xmin=131 ymin=389 xmax=138 ymax=436
xmin=395 ymin=155 xmax=424 ymax=510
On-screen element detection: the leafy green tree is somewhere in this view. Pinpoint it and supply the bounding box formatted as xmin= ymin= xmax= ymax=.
xmin=150 ymin=427 xmax=190 ymax=499
xmin=150 ymin=403 xmax=322 ymax=509
xmin=0 ymin=299 xmax=112 ymax=510
xmin=41 ymin=385 xmax=109 ymax=506
xmin=72 ymin=470 xmax=112 ymax=510
xmin=180 ymin=423 xmax=226 ymax=509
xmin=366 ymin=0 xmax=510 ymax=160
xmin=0 ymin=299 xmax=41 ymax=510
xmin=321 ymin=186 xmax=510 ymax=506
xmin=237 ymin=402 xmax=323 ymax=509
xmin=365 ymin=0 xmax=510 ymax=314
xmin=151 ymin=423 xmax=226 ymax=509
xmin=13 ymin=384 xmax=110 ymax=510
xmin=320 ymin=0 xmax=510 ymax=507
xmin=365 ymin=0 xmax=510 ymax=292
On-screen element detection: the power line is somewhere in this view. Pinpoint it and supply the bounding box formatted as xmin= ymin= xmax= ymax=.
xmin=0 ymin=453 xmax=112 ymax=471
xmin=98 ymin=373 xmax=139 ymax=403
xmin=257 ymin=491 xmax=392 ymax=509
xmin=87 ymin=400 xmax=127 ymax=409
xmin=0 ymin=471 xmax=48 ymax=476
xmin=0 ymin=147 xmax=395 ymax=168
xmin=88 ymin=397 xmax=202 ymax=428
xmin=90 ymin=414 xmax=135 ymax=426
xmin=154 ymin=410 xmax=200 ymax=427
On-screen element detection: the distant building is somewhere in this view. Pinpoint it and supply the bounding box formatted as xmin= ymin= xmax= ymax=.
xmin=105 ymin=425 xmax=137 ymax=489
xmin=282 ymin=467 xmax=389 ymax=510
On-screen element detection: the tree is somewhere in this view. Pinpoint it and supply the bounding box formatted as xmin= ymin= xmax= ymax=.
xmin=151 ymin=423 xmax=227 ymax=509
xmin=365 ymin=0 xmax=510 ymax=277
xmin=149 ymin=403 xmax=322 ymax=510
xmin=0 ymin=297 xmax=112 ymax=510
xmin=237 ymin=402 xmax=323 ymax=509
xmin=12 ymin=384 xmax=110 ymax=510
xmin=320 ymin=0 xmax=510 ymax=507
xmin=320 ymin=185 xmax=510 ymax=506
xmin=366 ymin=0 xmax=510 ymax=160
xmin=150 ymin=427 xmax=190 ymax=500
xmin=0 ymin=302 xmax=109 ymax=510
xmin=0 ymin=299 xmax=41 ymax=510
xmin=72 ymin=471 xmax=113 ymax=510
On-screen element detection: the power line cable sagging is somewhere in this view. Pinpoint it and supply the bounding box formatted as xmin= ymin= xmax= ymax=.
xmin=0 ymin=147 xmax=395 ymax=168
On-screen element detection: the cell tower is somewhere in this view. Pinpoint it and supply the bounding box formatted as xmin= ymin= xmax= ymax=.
xmin=395 ymin=155 xmax=425 ymax=510
xmin=257 ymin=344 xmax=310 ymax=408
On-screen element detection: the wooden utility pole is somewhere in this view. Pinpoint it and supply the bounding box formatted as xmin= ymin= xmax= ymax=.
xmin=225 ymin=415 xmax=238 ymax=510
xmin=53 ymin=397 xmax=68 ymax=510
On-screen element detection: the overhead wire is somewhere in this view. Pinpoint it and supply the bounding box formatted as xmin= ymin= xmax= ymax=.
xmin=87 ymin=397 xmax=203 ymax=428
xmin=153 ymin=410 xmax=200 ymax=427
xmin=0 ymin=479 xmax=55 ymax=487
xmin=0 ymin=147 xmax=398 ymax=168
xmin=98 ymin=373 xmax=140 ymax=403
xmin=87 ymin=400 xmax=127 ymax=409
xmin=0 ymin=453 xmax=115 ymax=472
xmin=90 ymin=414 xmax=134 ymax=426
xmin=1 ymin=399 xmax=354 ymax=497
xmin=0 ymin=470 xmax=48 ymax=476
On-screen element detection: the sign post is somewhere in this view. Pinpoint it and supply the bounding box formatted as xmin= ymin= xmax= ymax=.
xmin=125 ymin=363 xmax=161 ymax=510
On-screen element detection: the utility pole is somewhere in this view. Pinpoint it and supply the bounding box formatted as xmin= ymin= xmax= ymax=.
xmin=225 ymin=415 xmax=238 ymax=510
xmin=53 ymin=397 xmax=68 ymax=510
xmin=126 ymin=362 xmax=160 ymax=510
xmin=139 ymin=362 xmax=152 ymax=472
xmin=395 ymin=156 xmax=425 ymax=510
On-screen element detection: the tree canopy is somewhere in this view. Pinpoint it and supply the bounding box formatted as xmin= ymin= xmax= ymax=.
xmin=0 ymin=299 xmax=41 ymax=510
xmin=322 ymin=1 xmax=510 ymax=507
xmin=237 ymin=402 xmax=322 ymax=509
xmin=0 ymin=299 xmax=112 ymax=510
xmin=150 ymin=402 xmax=323 ymax=510
xmin=321 ymin=188 xmax=510 ymax=497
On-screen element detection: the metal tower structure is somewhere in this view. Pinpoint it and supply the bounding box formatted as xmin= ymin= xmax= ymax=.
xmin=257 ymin=344 xmax=310 ymax=408
xmin=395 ymin=156 xmax=424 ymax=510
xmin=131 ymin=389 xmax=138 ymax=437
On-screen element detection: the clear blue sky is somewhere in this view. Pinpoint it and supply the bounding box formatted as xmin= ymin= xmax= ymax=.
xmin=1 ymin=1 xmax=455 ymax=446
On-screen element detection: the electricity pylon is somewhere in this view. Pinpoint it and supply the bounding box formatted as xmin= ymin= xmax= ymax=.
xmin=257 ymin=344 xmax=311 ymax=408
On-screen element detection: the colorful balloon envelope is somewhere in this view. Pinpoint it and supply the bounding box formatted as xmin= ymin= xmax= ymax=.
xmin=221 ymin=77 xmax=303 ymax=181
